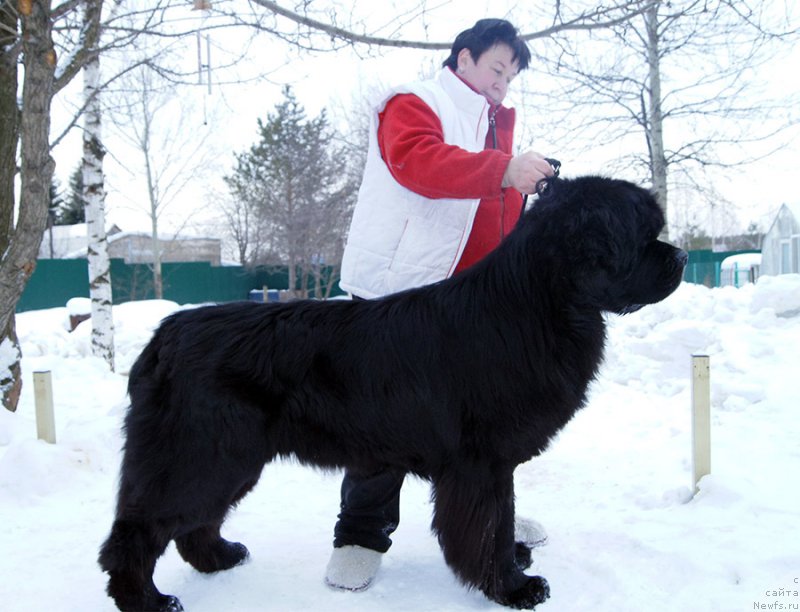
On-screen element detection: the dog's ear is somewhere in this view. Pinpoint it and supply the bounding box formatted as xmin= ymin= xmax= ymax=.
xmin=545 ymin=177 xmax=657 ymax=272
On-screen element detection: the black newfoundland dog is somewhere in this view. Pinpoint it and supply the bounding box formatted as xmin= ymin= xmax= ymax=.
xmin=99 ymin=176 xmax=687 ymax=611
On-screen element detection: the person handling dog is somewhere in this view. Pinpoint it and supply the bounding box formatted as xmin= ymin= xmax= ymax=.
xmin=327 ymin=19 xmax=557 ymax=591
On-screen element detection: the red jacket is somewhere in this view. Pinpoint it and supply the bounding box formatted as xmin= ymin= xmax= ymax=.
xmin=377 ymin=93 xmax=524 ymax=273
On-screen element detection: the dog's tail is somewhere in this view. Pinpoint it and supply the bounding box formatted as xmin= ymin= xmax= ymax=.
xmin=127 ymin=311 xmax=185 ymax=400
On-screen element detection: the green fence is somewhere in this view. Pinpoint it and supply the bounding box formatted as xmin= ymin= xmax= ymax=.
xmin=17 ymin=249 xmax=758 ymax=313
xmin=682 ymin=249 xmax=760 ymax=288
xmin=17 ymin=259 xmax=344 ymax=312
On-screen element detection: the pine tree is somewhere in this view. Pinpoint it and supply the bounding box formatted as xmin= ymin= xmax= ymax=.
xmin=224 ymin=86 xmax=357 ymax=297
xmin=48 ymin=177 xmax=64 ymax=219
xmin=54 ymin=166 xmax=87 ymax=225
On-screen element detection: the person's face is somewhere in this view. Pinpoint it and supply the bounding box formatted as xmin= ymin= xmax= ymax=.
xmin=457 ymin=43 xmax=520 ymax=105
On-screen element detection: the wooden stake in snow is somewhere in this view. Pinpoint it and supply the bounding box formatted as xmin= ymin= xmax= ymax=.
xmin=691 ymin=355 xmax=711 ymax=493
xmin=33 ymin=371 xmax=56 ymax=444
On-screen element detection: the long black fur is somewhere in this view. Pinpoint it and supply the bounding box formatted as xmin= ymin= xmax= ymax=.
xmin=99 ymin=176 xmax=687 ymax=611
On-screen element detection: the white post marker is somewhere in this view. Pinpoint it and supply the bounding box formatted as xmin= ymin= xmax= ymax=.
xmin=691 ymin=355 xmax=710 ymax=493
xmin=33 ymin=371 xmax=56 ymax=444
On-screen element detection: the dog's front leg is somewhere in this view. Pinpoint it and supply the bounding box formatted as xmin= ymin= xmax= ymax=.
xmin=431 ymin=467 xmax=550 ymax=609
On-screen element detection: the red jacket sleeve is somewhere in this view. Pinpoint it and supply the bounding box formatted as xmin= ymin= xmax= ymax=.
xmin=377 ymin=94 xmax=511 ymax=200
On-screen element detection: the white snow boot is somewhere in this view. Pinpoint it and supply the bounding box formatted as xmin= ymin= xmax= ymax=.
xmin=324 ymin=545 xmax=383 ymax=592
xmin=515 ymin=516 xmax=548 ymax=548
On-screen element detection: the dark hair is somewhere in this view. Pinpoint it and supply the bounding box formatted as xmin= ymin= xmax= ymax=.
xmin=442 ymin=19 xmax=531 ymax=72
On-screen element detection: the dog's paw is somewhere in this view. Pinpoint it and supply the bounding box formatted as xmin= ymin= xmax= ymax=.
xmin=129 ymin=594 xmax=183 ymax=612
xmin=504 ymin=576 xmax=550 ymax=609
xmin=513 ymin=541 xmax=532 ymax=570
xmin=202 ymin=540 xmax=250 ymax=573
xmin=159 ymin=595 xmax=184 ymax=612
xmin=226 ymin=542 xmax=251 ymax=569
xmin=180 ymin=538 xmax=250 ymax=573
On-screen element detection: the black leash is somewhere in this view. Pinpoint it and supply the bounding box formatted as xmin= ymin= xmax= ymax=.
xmin=520 ymin=158 xmax=561 ymax=219
xmin=543 ymin=157 xmax=562 ymax=178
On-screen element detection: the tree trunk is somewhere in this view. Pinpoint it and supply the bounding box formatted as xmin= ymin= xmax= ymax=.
xmin=144 ymin=148 xmax=163 ymax=299
xmin=150 ymin=224 xmax=163 ymax=299
xmin=0 ymin=2 xmax=56 ymax=410
xmin=643 ymin=2 xmax=670 ymax=239
xmin=0 ymin=3 xmax=18 ymax=256
xmin=83 ymin=33 xmax=115 ymax=371
xmin=0 ymin=3 xmax=20 ymax=412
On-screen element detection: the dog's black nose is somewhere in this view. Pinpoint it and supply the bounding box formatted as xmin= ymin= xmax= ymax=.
xmin=676 ymin=249 xmax=688 ymax=266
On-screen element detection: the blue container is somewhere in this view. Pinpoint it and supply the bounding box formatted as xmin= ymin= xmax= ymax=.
xmin=248 ymin=289 xmax=280 ymax=303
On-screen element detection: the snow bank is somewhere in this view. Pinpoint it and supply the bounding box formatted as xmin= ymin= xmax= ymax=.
xmin=1 ymin=277 xmax=799 ymax=611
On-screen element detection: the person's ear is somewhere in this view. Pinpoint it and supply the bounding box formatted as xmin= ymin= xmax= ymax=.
xmin=457 ymin=48 xmax=472 ymax=73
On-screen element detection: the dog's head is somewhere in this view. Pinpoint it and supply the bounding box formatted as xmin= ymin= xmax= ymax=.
xmin=527 ymin=176 xmax=687 ymax=315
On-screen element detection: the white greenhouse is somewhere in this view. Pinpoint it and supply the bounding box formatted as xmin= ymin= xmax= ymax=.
xmin=760 ymin=203 xmax=800 ymax=276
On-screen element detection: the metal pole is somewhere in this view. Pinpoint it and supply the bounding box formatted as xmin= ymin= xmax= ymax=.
xmin=691 ymin=355 xmax=710 ymax=493
xmin=33 ymin=371 xmax=56 ymax=444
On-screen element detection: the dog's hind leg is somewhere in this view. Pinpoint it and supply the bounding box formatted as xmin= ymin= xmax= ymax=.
xmin=174 ymin=478 xmax=260 ymax=573
xmin=431 ymin=467 xmax=550 ymax=609
xmin=100 ymin=395 xmax=269 ymax=609
xmin=99 ymin=518 xmax=182 ymax=611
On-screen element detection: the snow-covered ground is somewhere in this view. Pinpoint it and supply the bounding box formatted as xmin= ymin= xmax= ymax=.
xmin=1 ymin=277 xmax=799 ymax=612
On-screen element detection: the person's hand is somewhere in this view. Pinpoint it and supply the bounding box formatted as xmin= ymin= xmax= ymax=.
xmin=501 ymin=152 xmax=556 ymax=193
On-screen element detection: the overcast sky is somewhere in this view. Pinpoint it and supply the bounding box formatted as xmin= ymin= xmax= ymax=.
xmin=50 ymin=1 xmax=800 ymax=243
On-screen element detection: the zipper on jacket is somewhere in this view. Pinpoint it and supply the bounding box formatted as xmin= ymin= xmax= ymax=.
xmin=489 ymin=106 xmax=498 ymax=149
xmin=488 ymin=106 xmax=505 ymax=241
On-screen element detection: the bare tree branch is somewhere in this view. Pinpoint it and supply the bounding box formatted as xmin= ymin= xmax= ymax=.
xmin=517 ymin=0 xmax=800 ymax=239
xmin=244 ymin=0 xmax=659 ymax=49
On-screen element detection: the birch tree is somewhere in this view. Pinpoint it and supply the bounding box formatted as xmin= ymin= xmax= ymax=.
xmin=1 ymin=0 xmax=179 ymax=408
xmin=0 ymin=0 xmax=257 ymax=407
xmin=83 ymin=0 xmax=115 ymax=371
